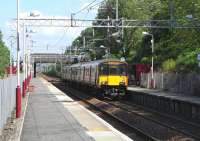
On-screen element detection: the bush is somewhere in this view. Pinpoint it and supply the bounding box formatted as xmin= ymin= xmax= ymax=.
xmin=43 ymin=65 xmax=59 ymax=77
xmin=162 ymin=59 xmax=176 ymax=72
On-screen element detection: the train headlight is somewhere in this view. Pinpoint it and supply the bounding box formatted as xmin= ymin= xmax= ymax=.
xmin=119 ymin=82 xmax=125 ymax=85
xmin=101 ymin=81 xmax=108 ymax=85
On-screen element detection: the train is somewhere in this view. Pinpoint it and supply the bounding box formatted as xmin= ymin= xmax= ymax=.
xmin=61 ymin=59 xmax=129 ymax=99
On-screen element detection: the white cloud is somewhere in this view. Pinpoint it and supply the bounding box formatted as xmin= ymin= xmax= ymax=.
xmin=40 ymin=27 xmax=65 ymax=36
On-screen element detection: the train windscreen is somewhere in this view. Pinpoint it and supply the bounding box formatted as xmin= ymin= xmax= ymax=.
xmin=99 ymin=63 xmax=127 ymax=76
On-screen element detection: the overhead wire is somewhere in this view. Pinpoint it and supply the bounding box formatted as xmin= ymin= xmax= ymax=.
xmin=51 ymin=27 xmax=70 ymax=48
xmin=74 ymin=0 xmax=98 ymax=16
xmin=88 ymin=0 xmax=107 ymax=10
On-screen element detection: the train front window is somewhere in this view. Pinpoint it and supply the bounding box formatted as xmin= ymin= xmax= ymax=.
xmin=100 ymin=63 xmax=127 ymax=76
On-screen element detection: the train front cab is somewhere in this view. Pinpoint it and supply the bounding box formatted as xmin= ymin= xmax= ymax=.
xmin=98 ymin=61 xmax=128 ymax=98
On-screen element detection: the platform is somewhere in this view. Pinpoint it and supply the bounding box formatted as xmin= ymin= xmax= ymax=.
xmin=127 ymin=86 xmax=200 ymax=122
xmin=128 ymin=87 xmax=200 ymax=105
xmin=21 ymin=77 xmax=133 ymax=141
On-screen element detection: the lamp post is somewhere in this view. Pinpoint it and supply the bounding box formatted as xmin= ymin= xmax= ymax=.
xmin=16 ymin=0 xmax=21 ymax=118
xmin=142 ymin=31 xmax=155 ymax=88
xmin=100 ymin=45 xmax=110 ymax=60
xmin=8 ymin=36 xmax=16 ymax=75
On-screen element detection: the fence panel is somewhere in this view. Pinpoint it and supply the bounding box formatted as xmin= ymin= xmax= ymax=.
xmin=140 ymin=72 xmax=200 ymax=96
xmin=0 ymin=75 xmax=18 ymax=135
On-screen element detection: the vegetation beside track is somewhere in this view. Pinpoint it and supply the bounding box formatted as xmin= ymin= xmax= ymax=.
xmin=71 ymin=0 xmax=200 ymax=73
xmin=0 ymin=31 xmax=10 ymax=78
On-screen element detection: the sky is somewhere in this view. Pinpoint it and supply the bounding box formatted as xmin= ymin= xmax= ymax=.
xmin=0 ymin=0 xmax=100 ymax=57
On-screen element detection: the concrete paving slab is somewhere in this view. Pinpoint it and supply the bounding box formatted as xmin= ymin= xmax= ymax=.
xmin=21 ymin=77 xmax=133 ymax=141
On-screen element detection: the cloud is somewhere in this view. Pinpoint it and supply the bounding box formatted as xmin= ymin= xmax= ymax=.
xmin=39 ymin=27 xmax=66 ymax=36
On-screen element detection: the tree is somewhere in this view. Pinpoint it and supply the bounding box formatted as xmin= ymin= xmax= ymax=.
xmin=0 ymin=31 xmax=10 ymax=77
xmin=71 ymin=0 xmax=200 ymax=73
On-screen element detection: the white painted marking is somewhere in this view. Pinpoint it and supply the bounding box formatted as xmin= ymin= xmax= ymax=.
xmin=42 ymin=78 xmax=133 ymax=141
xmin=18 ymin=92 xmax=30 ymax=141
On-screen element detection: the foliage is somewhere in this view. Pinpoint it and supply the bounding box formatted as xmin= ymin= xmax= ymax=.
xmin=43 ymin=64 xmax=60 ymax=77
xmin=0 ymin=31 xmax=10 ymax=78
xmin=162 ymin=59 xmax=176 ymax=72
xmin=71 ymin=0 xmax=200 ymax=73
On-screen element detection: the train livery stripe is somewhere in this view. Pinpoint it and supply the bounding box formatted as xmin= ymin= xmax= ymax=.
xmin=99 ymin=76 xmax=128 ymax=86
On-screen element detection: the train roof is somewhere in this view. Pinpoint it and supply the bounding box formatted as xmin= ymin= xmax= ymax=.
xmin=70 ymin=59 xmax=127 ymax=68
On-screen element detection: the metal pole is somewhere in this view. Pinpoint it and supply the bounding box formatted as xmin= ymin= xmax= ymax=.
xmin=116 ymin=0 xmax=119 ymax=20
xmin=22 ymin=23 xmax=26 ymax=97
xmin=17 ymin=0 xmax=20 ymax=86
xmin=151 ymin=35 xmax=154 ymax=88
xmin=107 ymin=16 xmax=110 ymax=36
xmin=107 ymin=16 xmax=110 ymax=59
xmin=26 ymin=34 xmax=29 ymax=79
xmin=10 ymin=39 xmax=13 ymax=74
xmin=169 ymin=0 xmax=174 ymax=28
xmin=93 ymin=28 xmax=95 ymax=44
xmin=122 ymin=17 xmax=125 ymax=59
xmin=61 ymin=48 xmax=63 ymax=74
xmin=83 ymin=36 xmax=86 ymax=49
xmin=23 ymin=24 xmax=25 ymax=81
xmin=16 ymin=0 xmax=21 ymax=118
xmin=25 ymin=28 xmax=28 ymax=89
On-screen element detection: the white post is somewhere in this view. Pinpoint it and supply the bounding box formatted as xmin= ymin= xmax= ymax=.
xmin=10 ymin=39 xmax=13 ymax=75
xmin=23 ymin=24 xmax=26 ymax=81
xmin=17 ymin=0 xmax=20 ymax=86
xmin=83 ymin=36 xmax=86 ymax=49
xmin=26 ymin=34 xmax=28 ymax=79
xmin=151 ymin=35 xmax=154 ymax=88
xmin=151 ymin=35 xmax=154 ymax=81
xmin=116 ymin=0 xmax=119 ymax=20
xmin=16 ymin=0 xmax=21 ymax=118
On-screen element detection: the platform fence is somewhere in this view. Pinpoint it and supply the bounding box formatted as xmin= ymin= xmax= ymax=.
xmin=141 ymin=72 xmax=200 ymax=95
xmin=0 ymin=74 xmax=23 ymax=135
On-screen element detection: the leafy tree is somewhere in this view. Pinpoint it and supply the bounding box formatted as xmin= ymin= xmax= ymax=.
xmin=0 ymin=31 xmax=10 ymax=78
xmin=71 ymin=0 xmax=200 ymax=73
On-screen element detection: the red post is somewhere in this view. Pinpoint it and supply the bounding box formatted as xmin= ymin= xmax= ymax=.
xmin=24 ymin=78 xmax=26 ymax=91
xmin=22 ymin=81 xmax=25 ymax=97
xmin=28 ymin=75 xmax=30 ymax=86
xmin=150 ymin=79 xmax=155 ymax=89
xmin=16 ymin=86 xmax=21 ymax=118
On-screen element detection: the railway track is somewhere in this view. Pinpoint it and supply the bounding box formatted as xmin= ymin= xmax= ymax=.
xmin=43 ymin=75 xmax=199 ymax=141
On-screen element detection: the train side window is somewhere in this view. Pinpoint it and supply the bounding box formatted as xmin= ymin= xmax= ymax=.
xmin=99 ymin=65 xmax=108 ymax=75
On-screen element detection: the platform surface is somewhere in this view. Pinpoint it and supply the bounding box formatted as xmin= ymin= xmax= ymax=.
xmin=128 ymin=86 xmax=200 ymax=105
xmin=21 ymin=77 xmax=133 ymax=141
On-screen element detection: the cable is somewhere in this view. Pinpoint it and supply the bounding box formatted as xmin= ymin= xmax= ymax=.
xmin=74 ymin=0 xmax=98 ymax=15
xmin=52 ymin=27 xmax=70 ymax=47
xmin=89 ymin=0 xmax=106 ymax=10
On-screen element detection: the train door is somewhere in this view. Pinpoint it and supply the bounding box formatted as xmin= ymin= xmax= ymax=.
xmin=89 ymin=66 xmax=92 ymax=84
xmin=95 ymin=66 xmax=98 ymax=86
xmin=83 ymin=66 xmax=85 ymax=82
